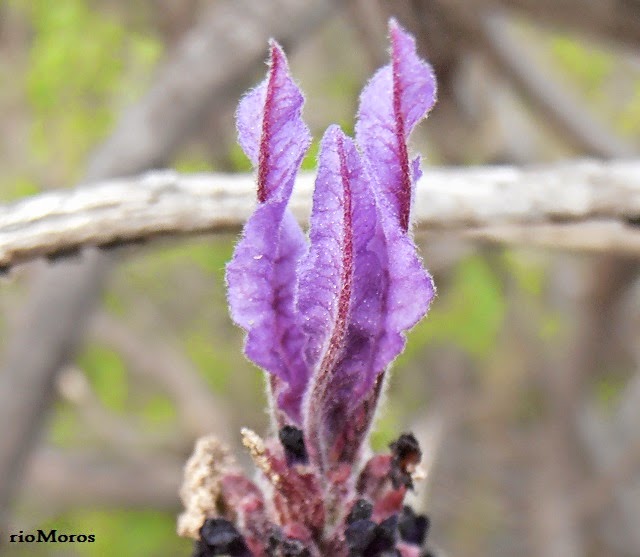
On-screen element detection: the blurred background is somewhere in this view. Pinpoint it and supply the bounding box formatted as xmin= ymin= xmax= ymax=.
xmin=0 ymin=1 xmax=639 ymax=556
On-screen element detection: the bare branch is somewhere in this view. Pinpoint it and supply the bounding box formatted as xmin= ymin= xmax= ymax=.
xmin=578 ymin=398 xmax=640 ymax=553
xmin=460 ymin=220 xmax=640 ymax=254
xmin=90 ymin=312 xmax=236 ymax=446
xmin=529 ymin=432 xmax=585 ymax=557
xmin=439 ymin=0 xmax=640 ymax=51
xmin=22 ymin=447 xmax=182 ymax=514
xmin=0 ymin=160 xmax=639 ymax=270
xmin=477 ymin=12 xmax=636 ymax=159
xmin=575 ymin=436 xmax=640 ymax=521
xmin=56 ymin=366 xmax=163 ymax=454
xmin=496 ymin=0 xmax=640 ymax=51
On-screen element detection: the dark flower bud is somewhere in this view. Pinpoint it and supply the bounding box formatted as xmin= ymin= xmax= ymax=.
xmin=398 ymin=506 xmax=430 ymax=546
xmin=345 ymin=519 xmax=378 ymax=553
xmin=191 ymin=540 xmax=213 ymax=557
xmin=279 ymin=425 xmax=308 ymax=465
xmin=389 ymin=433 xmax=421 ymax=490
xmin=365 ymin=515 xmax=398 ymax=556
xmin=346 ymin=499 xmax=374 ymax=524
xmin=280 ymin=537 xmax=311 ymax=556
xmin=200 ymin=518 xmax=249 ymax=556
xmin=389 ymin=433 xmax=421 ymax=466
xmin=266 ymin=528 xmax=283 ymax=556
xmin=266 ymin=527 xmax=312 ymax=557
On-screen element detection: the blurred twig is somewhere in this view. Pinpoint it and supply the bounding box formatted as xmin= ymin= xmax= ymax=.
xmin=477 ymin=12 xmax=636 ymax=159
xmin=576 ymin=434 xmax=640 ymax=521
xmin=23 ymin=447 xmax=183 ymax=514
xmin=432 ymin=0 xmax=640 ymax=51
xmin=55 ymin=366 xmax=173 ymax=455
xmin=495 ymin=0 xmax=640 ymax=50
xmin=90 ymin=311 xmax=236 ymax=447
xmin=576 ymin=359 xmax=640 ymax=553
xmin=1 ymin=160 xmax=640 ymax=271
xmin=344 ymin=0 xmax=387 ymax=68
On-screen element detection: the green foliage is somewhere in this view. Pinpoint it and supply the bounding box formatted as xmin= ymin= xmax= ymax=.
xmin=53 ymin=510 xmax=190 ymax=557
xmin=369 ymin=403 xmax=402 ymax=452
xmin=102 ymin=289 xmax=128 ymax=318
xmin=1 ymin=176 xmax=40 ymax=201
xmin=399 ymin=255 xmax=506 ymax=364
xmin=127 ymin=239 xmax=232 ymax=281
xmin=14 ymin=0 xmax=161 ymax=178
xmin=501 ymin=251 xmax=544 ymax=297
xmin=174 ymin=157 xmax=215 ymax=174
xmin=301 ymin=139 xmax=321 ymax=171
xmin=228 ymin=143 xmax=254 ymax=173
xmin=136 ymin=241 xmax=233 ymax=299
xmin=78 ymin=344 xmax=129 ymax=414
xmin=538 ymin=311 xmax=563 ymax=341
xmin=3 ymin=510 xmax=191 ymax=557
xmin=49 ymin=401 xmax=80 ymax=448
xmin=618 ymin=80 xmax=640 ymax=136
xmin=76 ymin=510 xmax=190 ymax=557
xmin=186 ymin=239 xmax=234 ymax=279
xmin=550 ymin=35 xmax=613 ymax=96
xmin=183 ymin=329 xmax=232 ymax=392
xmin=594 ymin=372 xmax=628 ymax=413
xmin=139 ymin=394 xmax=177 ymax=430
xmin=548 ymin=32 xmax=640 ymax=139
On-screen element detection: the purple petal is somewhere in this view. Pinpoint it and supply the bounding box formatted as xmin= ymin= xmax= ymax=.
xmin=328 ymin=168 xmax=435 ymax=464
xmin=227 ymin=42 xmax=310 ymax=423
xmin=319 ymin=198 xmax=435 ymax=466
xmin=297 ymin=126 xmax=355 ymax=372
xmin=297 ymin=126 xmax=359 ymax=463
xmin=298 ymin=127 xmax=433 ymax=465
xmin=227 ymin=207 xmax=308 ymax=387
xmin=300 ymin=127 xmax=434 ymax=467
xmin=236 ymin=41 xmax=310 ymax=203
xmin=355 ymin=19 xmax=436 ymax=231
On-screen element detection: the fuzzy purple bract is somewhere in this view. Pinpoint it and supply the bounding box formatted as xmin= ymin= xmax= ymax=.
xmin=183 ymin=19 xmax=438 ymax=557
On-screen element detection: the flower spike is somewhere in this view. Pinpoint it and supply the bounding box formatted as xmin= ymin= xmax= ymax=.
xmin=183 ymin=19 xmax=440 ymax=557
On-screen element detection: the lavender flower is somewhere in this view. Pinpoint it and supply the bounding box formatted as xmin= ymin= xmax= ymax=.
xmin=179 ymin=19 xmax=437 ymax=557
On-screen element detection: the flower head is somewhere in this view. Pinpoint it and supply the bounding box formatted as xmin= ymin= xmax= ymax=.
xmin=180 ymin=19 xmax=438 ymax=557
